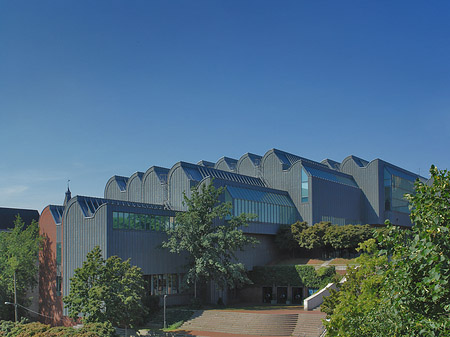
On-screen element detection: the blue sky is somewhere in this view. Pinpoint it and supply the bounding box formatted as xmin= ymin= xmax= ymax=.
xmin=1 ymin=1 xmax=449 ymax=212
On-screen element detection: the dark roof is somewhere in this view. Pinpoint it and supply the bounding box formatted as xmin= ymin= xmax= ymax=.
xmin=0 ymin=207 xmax=40 ymax=231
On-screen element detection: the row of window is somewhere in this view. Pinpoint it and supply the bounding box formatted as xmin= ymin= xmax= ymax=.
xmin=143 ymin=273 xmax=184 ymax=295
xmin=231 ymin=198 xmax=297 ymax=225
xmin=321 ymin=216 xmax=361 ymax=226
xmin=112 ymin=212 xmax=174 ymax=231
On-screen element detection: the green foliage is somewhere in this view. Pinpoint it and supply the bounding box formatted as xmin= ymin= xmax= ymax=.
xmin=324 ymin=166 xmax=450 ymax=336
xmin=0 ymin=320 xmax=116 ymax=337
xmin=292 ymin=220 xmax=375 ymax=256
xmin=162 ymin=181 xmax=259 ymax=292
xmin=64 ymin=246 xmax=146 ymax=328
xmin=0 ymin=216 xmax=42 ymax=320
xmin=322 ymin=239 xmax=388 ymax=336
xmin=324 ymin=224 xmax=373 ymax=250
xmin=249 ymin=265 xmax=336 ymax=289
xmin=295 ymin=221 xmax=331 ymax=250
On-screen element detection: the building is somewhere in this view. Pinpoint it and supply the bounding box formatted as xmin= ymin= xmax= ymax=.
xmin=0 ymin=207 xmax=39 ymax=231
xmin=39 ymin=149 xmax=425 ymax=324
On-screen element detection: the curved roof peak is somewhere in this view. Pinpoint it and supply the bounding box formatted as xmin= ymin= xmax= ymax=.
xmin=215 ymin=156 xmax=238 ymax=171
xmin=321 ymin=159 xmax=341 ymax=171
xmin=197 ymin=160 xmax=215 ymax=168
xmin=268 ymin=148 xmax=326 ymax=169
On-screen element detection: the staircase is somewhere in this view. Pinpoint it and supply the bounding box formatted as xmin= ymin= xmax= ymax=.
xmin=181 ymin=310 xmax=325 ymax=337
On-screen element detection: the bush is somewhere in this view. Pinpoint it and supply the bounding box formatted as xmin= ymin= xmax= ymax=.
xmin=0 ymin=321 xmax=116 ymax=337
xmin=249 ymin=265 xmax=336 ymax=289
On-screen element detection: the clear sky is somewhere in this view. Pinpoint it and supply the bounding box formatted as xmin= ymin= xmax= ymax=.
xmin=1 ymin=1 xmax=449 ymax=212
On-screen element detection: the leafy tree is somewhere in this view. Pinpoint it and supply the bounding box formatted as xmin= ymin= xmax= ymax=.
xmin=162 ymin=181 xmax=258 ymax=297
xmin=324 ymin=224 xmax=373 ymax=253
xmin=0 ymin=215 xmax=42 ymax=321
xmin=324 ymin=166 xmax=450 ymax=336
xmin=64 ymin=246 xmax=146 ymax=328
xmin=290 ymin=221 xmax=308 ymax=242
xmin=295 ymin=221 xmax=331 ymax=250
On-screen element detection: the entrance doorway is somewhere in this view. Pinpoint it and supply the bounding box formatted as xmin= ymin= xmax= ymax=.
xmin=292 ymin=287 xmax=303 ymax=304
xmin=262 ymin=287 xmax=273 ymax=303
xmin=277 ymin=287 xmax=287 ymax=304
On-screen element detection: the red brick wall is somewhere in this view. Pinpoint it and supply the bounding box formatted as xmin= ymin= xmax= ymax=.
xmin=39 ymin=207 xmax=64 ymax=325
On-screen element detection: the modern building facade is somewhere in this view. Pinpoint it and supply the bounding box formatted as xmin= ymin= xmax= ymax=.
xmin=39 ymin=149 xmax=425 ymax=324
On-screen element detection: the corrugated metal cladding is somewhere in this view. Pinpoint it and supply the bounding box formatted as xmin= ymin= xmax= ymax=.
xmin=214 ymin=157 xmax=238 ymax=173
xmin=104 ymin=176 xmax=128 ymax=201
xmin=62 ymin=198 xmax=108 ymax=315
xmin=236 ymin=153 xmax=261 ymax=177
xmin=127 ymin=172 xmax=144 ymax=202
xmin=142 ymin=169 xmax=166 ymax=205
xmin=168 ymin=165 xmax=192 ymax=211
xmin=234 ymin=234 xmax=279 ymax=270
xmin=311 ymin=178 xmax=362 ymax=225
xmin=340 ymin=158 xmax=382 ymax=224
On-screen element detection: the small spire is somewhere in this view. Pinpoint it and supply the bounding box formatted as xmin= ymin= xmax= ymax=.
xmin=64 ymin=179 xmax=72 ymax=206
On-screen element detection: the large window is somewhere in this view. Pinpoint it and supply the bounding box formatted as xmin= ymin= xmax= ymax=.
xmin=384 ymin=167 xmax=416 ymax=213
xmin=225 ymin=186 xmax=297 ymax=225
xmin=112 ymin=211 xmax=173 ymax=231
xmin=144 ymin=273 xmax=183 ymax=295
xmin=301 ymin=168 xmax=309 ymax=202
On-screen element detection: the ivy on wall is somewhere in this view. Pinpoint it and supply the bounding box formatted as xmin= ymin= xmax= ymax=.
xmin=248 ymin=265 xmax=336 ymax=289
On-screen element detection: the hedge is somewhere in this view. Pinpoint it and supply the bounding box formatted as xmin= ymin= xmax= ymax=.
xmin=248 ymin=265 xmax=336 ymax=289
xmin=0 ymin=321 xmax=117 ymax=337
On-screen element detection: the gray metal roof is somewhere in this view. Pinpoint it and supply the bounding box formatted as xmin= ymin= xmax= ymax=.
xmin=113 ymin=176 xmax=129 ymax=191
xmin=216 ymin=157 xmax=238 ymax=171
xmin=151 ymin=166 xmax=170 ymax=184
xmin=321 ymin=159 xmax=341 ymax=171
xmin=197 ymin=160 xmax=215 ymax=168
xmin=271 ymin=149 xmax=326 ymax=169
xmin=243 ymin=153 xmax=262 ymax=166
xmin=303 ymin=162 xmax=359 ymax=188
xmin=49 ymin=205 xmax=64 ymax=224
xmin=0 ymin=207 xmax=39 ymax=230
xmin=74 ymin=195 xmax=167 ymax=218
xmin=179 ymin=162 xmax=265 ymax=187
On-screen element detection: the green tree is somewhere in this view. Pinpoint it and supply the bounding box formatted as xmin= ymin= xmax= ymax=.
xmin=295 ymin=221 xmax=331 ymax=250
xmin=64 ymin=246 xmax=146 ymax=328
xmin=324 ymin=224 xmax=373 ymax=254
xmin=0 ymin=215 xmax=42 ymax=321
xmin=162 ymin=181 xmax=258 ymax=297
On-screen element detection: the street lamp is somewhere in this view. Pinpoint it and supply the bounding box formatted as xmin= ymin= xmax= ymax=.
xmin=163 ymin=294 xmax=167 ymax=329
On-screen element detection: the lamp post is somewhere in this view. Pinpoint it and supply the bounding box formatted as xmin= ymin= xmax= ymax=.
xmin=163 ymin=294 xmax=167 ymax=329
xmin=13 ymin=270 xmax=17 ymax=322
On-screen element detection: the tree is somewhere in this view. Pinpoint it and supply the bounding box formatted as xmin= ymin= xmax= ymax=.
xmin=64 ymin=246 xmax=146 ymax=328
xmin=324 ymin=166 xmax=450 ymax=336
xmin=162 ymin=181 xmax=258 ymax=297
xmin=0 ymin=215 xmax=42 ymax=321
xmin=294 ymin=221 xmax=331 ymax=250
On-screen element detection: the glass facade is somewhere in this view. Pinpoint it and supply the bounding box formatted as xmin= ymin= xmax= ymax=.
xmin=226 ymin=186 xmax=297 ymax=225
xmin=112 ymin=212 xmax=174 ymax=231
xmin=301 ymin=168 xmax=309 ymax=202
xmin=143 ymin=273 xmax=183 ymax=295
xmin=384 ymin=167 xmax=416 ymax=213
